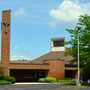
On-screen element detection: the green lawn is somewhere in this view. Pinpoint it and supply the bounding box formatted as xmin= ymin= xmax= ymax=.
xmin=62 ymin=85 xmax=90 ymax=88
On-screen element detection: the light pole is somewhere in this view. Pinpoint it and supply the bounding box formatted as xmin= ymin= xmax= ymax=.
xmin=77 ymin=26 xmax=81 ymax=86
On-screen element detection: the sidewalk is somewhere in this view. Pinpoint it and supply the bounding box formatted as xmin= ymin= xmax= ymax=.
xmin=14 ymin=82 xmax=58 ymax=85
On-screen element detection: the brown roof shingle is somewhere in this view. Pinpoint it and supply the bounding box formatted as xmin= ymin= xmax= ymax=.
xmin=32 ymin=51 xmax=73 ymax=64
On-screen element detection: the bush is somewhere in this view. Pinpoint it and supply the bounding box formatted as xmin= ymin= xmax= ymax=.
xmin=0 ymin=75 xmax=4 ymax=80
xmin=39 ymin=77 xmax=76 ymax=83
xmin=0 ymin=80 xmax=10 ymax=85
xmin=38 ymin=78 xmax=46 ymax=82
xmin=58 ymin=78 xmax=75 ymax=83
xmin=3 ymin=76 xmax=16 ymax=84
xmin=45 ymin=77 xmax=57 ymax=83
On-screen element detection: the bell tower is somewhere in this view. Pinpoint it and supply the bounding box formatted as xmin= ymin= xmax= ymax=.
xmin=1 ymin=10 xmax=11 ymax=76
xmin=51 ymin=37 xmax=65 ymax=52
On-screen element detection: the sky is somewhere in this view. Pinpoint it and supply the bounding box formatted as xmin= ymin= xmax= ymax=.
xmin=0 ymin=0 xmax=90 ymax=60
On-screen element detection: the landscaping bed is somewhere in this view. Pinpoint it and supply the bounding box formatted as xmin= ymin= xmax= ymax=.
xmin=0 ymin=76 xmax=16 ymax=85
xmin=38 ymin=77 xmax=76 ymax=84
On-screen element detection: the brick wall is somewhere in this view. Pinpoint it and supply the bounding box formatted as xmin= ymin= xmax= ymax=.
xmin=1 ymin=10 xmax=11 ymax=76
xmin=46 ymin=60 xmax=65 ymax=79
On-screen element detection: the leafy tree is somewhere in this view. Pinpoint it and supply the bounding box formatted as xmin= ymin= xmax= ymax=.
xmin=66 ymin=14 xmax=90 ymax=79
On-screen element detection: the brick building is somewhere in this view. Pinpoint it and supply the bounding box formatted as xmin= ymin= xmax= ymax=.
xmin=0 ymin=10 xmax=77 ymax=82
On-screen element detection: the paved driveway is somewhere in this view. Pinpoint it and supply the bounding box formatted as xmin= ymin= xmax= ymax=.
xmin=0 ymin=83 xmax=90 ymax=90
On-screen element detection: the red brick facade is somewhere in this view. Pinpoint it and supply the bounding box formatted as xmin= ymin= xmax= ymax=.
xmin=1 ymin=10 xmax=11 ymax=76
xmin=46 ymin=60 xmax=65 ymax=79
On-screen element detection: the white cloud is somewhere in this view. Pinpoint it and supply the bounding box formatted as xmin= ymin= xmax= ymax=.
xmin=49 ymin=0 xmax=90 ymax=26
xmin=10 ymin=55 xmax=32 ymax=60
xmin=11 ymin=46 xmax=32 ymax=60
xmin=14 ymin=7 xmax=27 ymax=17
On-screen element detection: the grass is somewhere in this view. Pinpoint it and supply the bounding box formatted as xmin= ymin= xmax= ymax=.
xmin=62 ymin=85 xmax=90 ymax=88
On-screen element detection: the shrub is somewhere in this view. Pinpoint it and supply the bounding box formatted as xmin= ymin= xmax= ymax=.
xmin=38 ymin=78 xmax=46 ymax=82
xmin=3 ymin=76 xmax=16 ymax=84
xmin=0 ymin=75 xmax=3 ymax=80
xmin=45 ymin=77 xmax=57 ymax=83
xmin=0 ymin=80 xmax=10 ymax=85
xmin=58 ymin=78 xmax=75 ymax=83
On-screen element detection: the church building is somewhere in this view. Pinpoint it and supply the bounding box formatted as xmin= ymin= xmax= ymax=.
xmin=0 ymin=10 xmax=77 ymax=82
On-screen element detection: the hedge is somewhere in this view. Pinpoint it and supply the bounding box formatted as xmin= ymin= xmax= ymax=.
xmin=3 ymin=76 xmax=16 ymax=84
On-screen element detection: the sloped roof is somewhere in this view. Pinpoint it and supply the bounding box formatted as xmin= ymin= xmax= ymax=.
xmin=31 ymin=51 xmax=73 ymax=64
xmin=10 ymin=47 xmax=73 ymax=64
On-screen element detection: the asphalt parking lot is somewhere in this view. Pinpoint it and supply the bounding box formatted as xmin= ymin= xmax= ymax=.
xmin=0 ymin=83 xmax=90 ymax=90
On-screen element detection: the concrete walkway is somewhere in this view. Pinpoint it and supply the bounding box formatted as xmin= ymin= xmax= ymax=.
xmin=14 ymin=82 xmax=58 ymax=85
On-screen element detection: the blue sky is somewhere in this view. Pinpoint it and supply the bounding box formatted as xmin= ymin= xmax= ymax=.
xmin=0 ymin=0 xmax=90 ymax=60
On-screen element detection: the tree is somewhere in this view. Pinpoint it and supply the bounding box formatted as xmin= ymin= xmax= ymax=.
xmin=66 ymin=14 xmax=90 ymax=80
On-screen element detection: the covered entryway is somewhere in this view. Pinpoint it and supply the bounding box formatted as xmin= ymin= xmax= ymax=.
xmin=10 ymin=69 xmax=48 ymax=82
